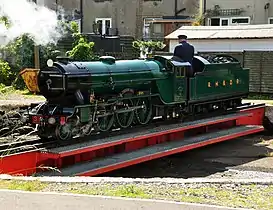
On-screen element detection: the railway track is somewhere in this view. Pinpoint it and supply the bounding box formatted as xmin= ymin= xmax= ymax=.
xmin=0 ymin=103 xmax=264 ymax=157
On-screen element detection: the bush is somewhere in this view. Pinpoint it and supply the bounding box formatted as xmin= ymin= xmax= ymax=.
xmin=39 ymin=44 xmax=61 ymax=68
xmin=0 ymin=18 xmax=96 ymax=90
xmin=132 ymin=40 xmax=166 ymax=58
xmin=1 ymin=34 xmax=62 ymax=89
xmin=0 ymin=15 xmax=72 ymax=90
xmin=0 ymin=60 xmax=12 ymax=85
xmin=67 ymin=37 xmax=98 ymax=61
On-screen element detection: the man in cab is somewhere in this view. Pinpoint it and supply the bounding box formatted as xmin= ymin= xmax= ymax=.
xmin=173 ymin=34 xmax=195 ymax=64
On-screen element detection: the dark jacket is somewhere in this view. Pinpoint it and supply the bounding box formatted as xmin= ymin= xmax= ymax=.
xmin=173 ymin=41 xmax=195 ymax=63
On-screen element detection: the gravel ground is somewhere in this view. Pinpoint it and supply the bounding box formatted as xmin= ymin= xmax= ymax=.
xmin=0 ymin=179 xmax=272 ymax=210
xmin=243 ymin=99 xmax=273 ymax=106
xmin=0 ymin=93 xmax=45 ymax=111
xmin=0 ymin=94 xmax=44 ymax=142
xmin=41 ymin=182 xmax=272 ymax=210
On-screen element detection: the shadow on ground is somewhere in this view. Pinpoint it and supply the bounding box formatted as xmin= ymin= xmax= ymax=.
xmin=101 ymin=132 xmax=273 ymax=178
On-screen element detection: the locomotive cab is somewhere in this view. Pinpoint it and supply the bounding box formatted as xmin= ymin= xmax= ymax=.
xmin=153 ymin=55 xmax=210 ymax=104
xmin=154 ymin=55 xmax=206 ymax=77
xmin=153 ymin=55 xmax=192 ymax=103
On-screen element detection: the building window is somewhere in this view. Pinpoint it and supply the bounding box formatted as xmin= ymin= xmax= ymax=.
xmin=231 ymin=17 xmax=250 ymax=25
xmin=268 ymin=18 xmax=273 ymax=24
xmin=209 ymin=18 xmax=229 ymax=26
xmin=208 ymin=17 xmax=250 ymax=26
xmin=153 ymin=24 xmax=162 ymax=33
xmin=95 ymin=18 xmax=112 ymax=35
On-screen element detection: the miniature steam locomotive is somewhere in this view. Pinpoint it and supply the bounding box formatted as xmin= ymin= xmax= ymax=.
xmin=20 ymin=54 xmax=249 ymax=140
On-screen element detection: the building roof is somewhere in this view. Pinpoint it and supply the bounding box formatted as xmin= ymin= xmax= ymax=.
xmin=165 ymin=24 xmax=273 ymax=40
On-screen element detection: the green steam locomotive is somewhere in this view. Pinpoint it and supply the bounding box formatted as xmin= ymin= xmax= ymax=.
xmin=20 ymin=54 xmax=249 ymax=140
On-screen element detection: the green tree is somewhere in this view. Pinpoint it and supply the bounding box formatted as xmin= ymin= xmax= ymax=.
xmin=1 ymin=34 xmax=35 ymax=89
xmin=66 ymin=21 xmax=98 ymax=61
xmin=0 ymin=59 xmax=12 ymax=85
xmin=67 ymin=37 xmax=97 ymax=61
xmin=0 ymin=17 xmax=95 ymax=89
xmin=39 ymin=44 xmax=61 ymax=68
xmin=0 ymin=15 xmax=71 ymax=89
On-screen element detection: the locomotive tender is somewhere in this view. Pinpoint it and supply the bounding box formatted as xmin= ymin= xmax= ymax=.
xmin=20 ymin=54 xmax=249 ymax=140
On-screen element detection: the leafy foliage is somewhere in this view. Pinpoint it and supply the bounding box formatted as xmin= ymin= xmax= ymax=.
xmin=66 ymin=21 xmax=98 ymax=61
xmin=39 ymin=44 xmax=61 ymax=68
xmin=132 ymin=40 xmax=166 ymax=58
xmin=192 ymin=14 xmax=204 ymax=26
xmin=69 ymin=21 xmax=83 ymax=47
xmin=67 ymin=37 xmax=97 ymax=61
xmin=132 ymin=40 xmax=166 ymax=52
xmin=0 ymin=16 xmax=10 ymax=27
xmin=0 ymin=16 xmax=70 ymax=89
xmin=1 ymin=34 xmax=35 ymax=89
xmin=70 ymin=21 xmax=79 ymax=34
xmin=0 ymin=18 xmax=98 ymax=90
xmin=0 ymin=59 xmax=12 ymax=85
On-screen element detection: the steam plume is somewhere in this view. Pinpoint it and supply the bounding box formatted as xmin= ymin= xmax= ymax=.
xmin=0 ymin=0 xmax=66 ymax=46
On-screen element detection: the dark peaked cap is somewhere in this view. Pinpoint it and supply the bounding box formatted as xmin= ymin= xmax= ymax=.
xmin=178 ymin=35 xmax=187 ymax=39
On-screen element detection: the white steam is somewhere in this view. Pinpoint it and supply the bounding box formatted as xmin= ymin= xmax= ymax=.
xmin=0 ymin=0 xmax=66 ymax=46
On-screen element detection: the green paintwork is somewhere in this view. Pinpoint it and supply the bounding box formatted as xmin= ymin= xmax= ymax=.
xmin=79 ymin=106 xmax=92 ymax=123
xmin=152 ymin=56 xmax=189 ymax=104
xmin=189 ymin=63 xmax=249 ymax=102
xmin=30 ymin=54 xmax=250 ymax=139
xmin=174 ymin=76 xmax=187 ymax=102
xmin=80 ymin=57 xmax=166 ymax=96
xmin=66 ymin=55 xmax=249 ymax=110
xmin=153 ymin=71 xmax=173 ymax=103
xmin=149 ymin=55 xmax=249 ymax=105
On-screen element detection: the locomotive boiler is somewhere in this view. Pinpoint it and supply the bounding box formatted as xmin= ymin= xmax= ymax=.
xmin=20 ymin=54 xmax=250 ymax=141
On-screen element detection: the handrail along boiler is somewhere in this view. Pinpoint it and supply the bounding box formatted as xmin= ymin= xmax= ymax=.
xmin=20 ymin=54 xmax=250 ymax=140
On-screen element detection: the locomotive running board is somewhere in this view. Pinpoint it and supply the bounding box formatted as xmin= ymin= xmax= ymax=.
xmin=0 ymin=104 xmax=265 ymax=176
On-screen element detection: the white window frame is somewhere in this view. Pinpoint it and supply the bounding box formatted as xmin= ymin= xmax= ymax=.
xmin=230 ymin=17 xmax=250 ymax=25
xmin=268 ymin=17 xmax=273 ymax=24
xmin=208 ymin=16 xmax=250 ymax=26
xmin=220 ymin=18 xmax=229 ymax=26
xmin=208 ymin=17 xmax=229 ymax=26
xmin=95 ymin=18 xmax=112 ymax=35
